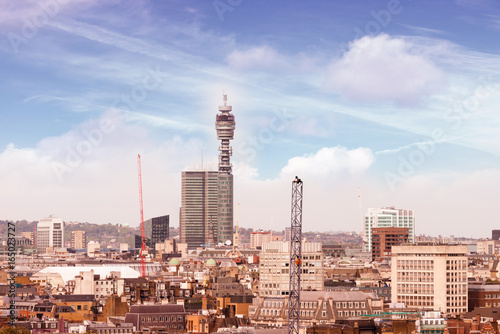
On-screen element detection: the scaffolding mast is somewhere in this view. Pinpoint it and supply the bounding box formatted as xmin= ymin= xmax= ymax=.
xmin=288 ymin=176 xmax=303 ymax=334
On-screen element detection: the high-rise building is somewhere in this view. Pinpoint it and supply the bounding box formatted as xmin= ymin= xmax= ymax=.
xmin=259 ymin=241 xmax=323 ymax=296
xmin=148 ymin=215 xmax=169 ymax=246
xmin=391 ymin=244 xmax=468 ymax=317
xmin=179 ymin=95 xmax=235 ymax=249
xmin=363 ymin=207 xmax=414 ymax=252
xmin=493 ymin=230 xmax=500 ymax=240
xmin=371 ymin=227 xmax=409 ymax=261
xmin=36 ymin=216 xmax=64 ymax=252
xmin=135 ymin=215 xmax=169 ymax=249
xmin=180 ymin=170 xmax=219 ymax=248
xmin=71 ymin=230 xmax=87 ymax=249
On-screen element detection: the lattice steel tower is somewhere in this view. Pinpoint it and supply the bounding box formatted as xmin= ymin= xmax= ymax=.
xmin=215 ymin=94 xmax=235 ymax=243
xmin=288 ymin=176 xmax=303 ymax=334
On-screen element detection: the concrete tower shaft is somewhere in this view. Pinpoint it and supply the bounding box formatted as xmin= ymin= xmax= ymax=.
xmin=215 ymin=94 xmax=235 ymax=173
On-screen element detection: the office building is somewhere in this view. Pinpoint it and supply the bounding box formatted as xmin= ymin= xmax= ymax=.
xmin=493 ymin=230 xmax=500 ymax=241
xmin=71 ymin=231 xmax=87 ymax=249
xmin=371 ymin=227 xmax=409 ymax=261
xmin=36 ymin=216 xmax=64 ymax=252
xmin=179 ymin=95 xmax=235 ymax=249
xmin=363 ymin=207 xmax=414 ymax=252
xmin=135 ymin=215 xmax=170 ymax=250
xmin=259 ymin=241 xmax=323 ymax=296
xmin=180 ymin=171 xmax=219 ymax=248
xmin=391 ymin=244 xmax=468 ymax=317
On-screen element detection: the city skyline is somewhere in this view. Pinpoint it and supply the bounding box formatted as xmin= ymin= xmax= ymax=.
xmin=1 ymin=1 xmax=500 ymax=238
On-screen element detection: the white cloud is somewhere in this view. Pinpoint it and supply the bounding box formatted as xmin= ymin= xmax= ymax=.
xmin=376 ymin=168 xmax=500 ymax=238
xmin=226 ymin=46 xmax=285 ymax=71
xmin=324 ymin=34 xmax=444 ymax=105
xmin=280 ymin=146 xmax=375 ymax=179
xmin=0 ymin=109 xmax=206 ymax=226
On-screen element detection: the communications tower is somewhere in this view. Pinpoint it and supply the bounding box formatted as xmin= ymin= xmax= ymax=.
xmin=215 ymin=94 xmax=235 ymax=243
xmin=216 ymin=94 xmax=235 ymax=173
xmin=288 ymin=176 xmax=303 ymax=334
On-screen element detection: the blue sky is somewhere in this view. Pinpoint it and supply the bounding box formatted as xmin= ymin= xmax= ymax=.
xmin=1 ymin=0 xmax=500 ymax=238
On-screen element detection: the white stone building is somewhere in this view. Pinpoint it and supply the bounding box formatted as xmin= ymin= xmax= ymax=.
xmin=36 ymin=216 xmax=64 ymax=252
xmin=391 ymin=244 xmax=468 ymax=317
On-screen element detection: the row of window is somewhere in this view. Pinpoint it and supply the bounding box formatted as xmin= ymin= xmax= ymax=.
xmin=141 ymin=316 xmax=184 ymax=322
xmin=93 ymin=328 xmax=132 ymax=334
xmin=397 ymin=284 xmax=434 ymax=295
xmin=397 ymin=271 xmax=434 ymax=282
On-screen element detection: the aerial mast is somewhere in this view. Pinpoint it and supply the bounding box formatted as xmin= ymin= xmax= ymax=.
xmin=288 ymin=176 xmax=303 ymax=334
xmin=137 ymin=154 xmax=146 ymax=278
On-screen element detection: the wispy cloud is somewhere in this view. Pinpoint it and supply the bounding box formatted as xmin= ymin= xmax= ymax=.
xmin=124 ymin=111 xmax=210 ymax=134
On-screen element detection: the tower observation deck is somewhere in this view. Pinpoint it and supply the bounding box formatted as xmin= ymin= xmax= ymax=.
xmin=216 ymin=94 xmax=235 ymax=173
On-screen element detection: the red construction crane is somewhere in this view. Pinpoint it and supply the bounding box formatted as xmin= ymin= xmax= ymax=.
xmin=137 ymin=154 xmax=146 ymax=278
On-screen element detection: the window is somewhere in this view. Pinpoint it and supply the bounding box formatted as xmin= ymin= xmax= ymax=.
xmin=336 ymin=302 xmax=340 ymax=308
xmin=77 ymin=305 xmax=82 ymax=310
xmin=322 ymin=311 xmax=326 ymax=317
xmin=83 ymin=305 xmax=88 ymax=310
xmin=338 ymin=311 xmax=343 ymax=317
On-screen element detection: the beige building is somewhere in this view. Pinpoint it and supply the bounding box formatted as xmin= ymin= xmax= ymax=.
xmin=391 ymin=244 xmax=468 ymax=317
xmin=71 ymin=230 xmax=86 ymax=249
xmin=259 ymin=241 xmax=323 ymax=296
xmin=476 ymin=239 xmax=499 ymax=255
xmin=250 ymin=231 xmax=272 ymax=249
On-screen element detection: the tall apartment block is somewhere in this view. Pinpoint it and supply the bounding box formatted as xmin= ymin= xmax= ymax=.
xmin=180 ymin=95 xmax=235 ymax=249
xmin=259 ymin=241 xmax=323 ymax=296
xmin=36 ymin=216 xmax=64 ymax=252
xmin=71 ymin=230 xmax=86 ymax=249
xmin=363 ymin=207 xmax=414 ymax=252
xmin=391 ymin=244 xmax=468 ymax=317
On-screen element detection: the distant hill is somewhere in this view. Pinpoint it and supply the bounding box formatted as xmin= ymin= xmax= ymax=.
xmin=1 ymin=219 xmax=361 ymax=247
xmin=0 ymin=220 xmax=178 ymax=248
